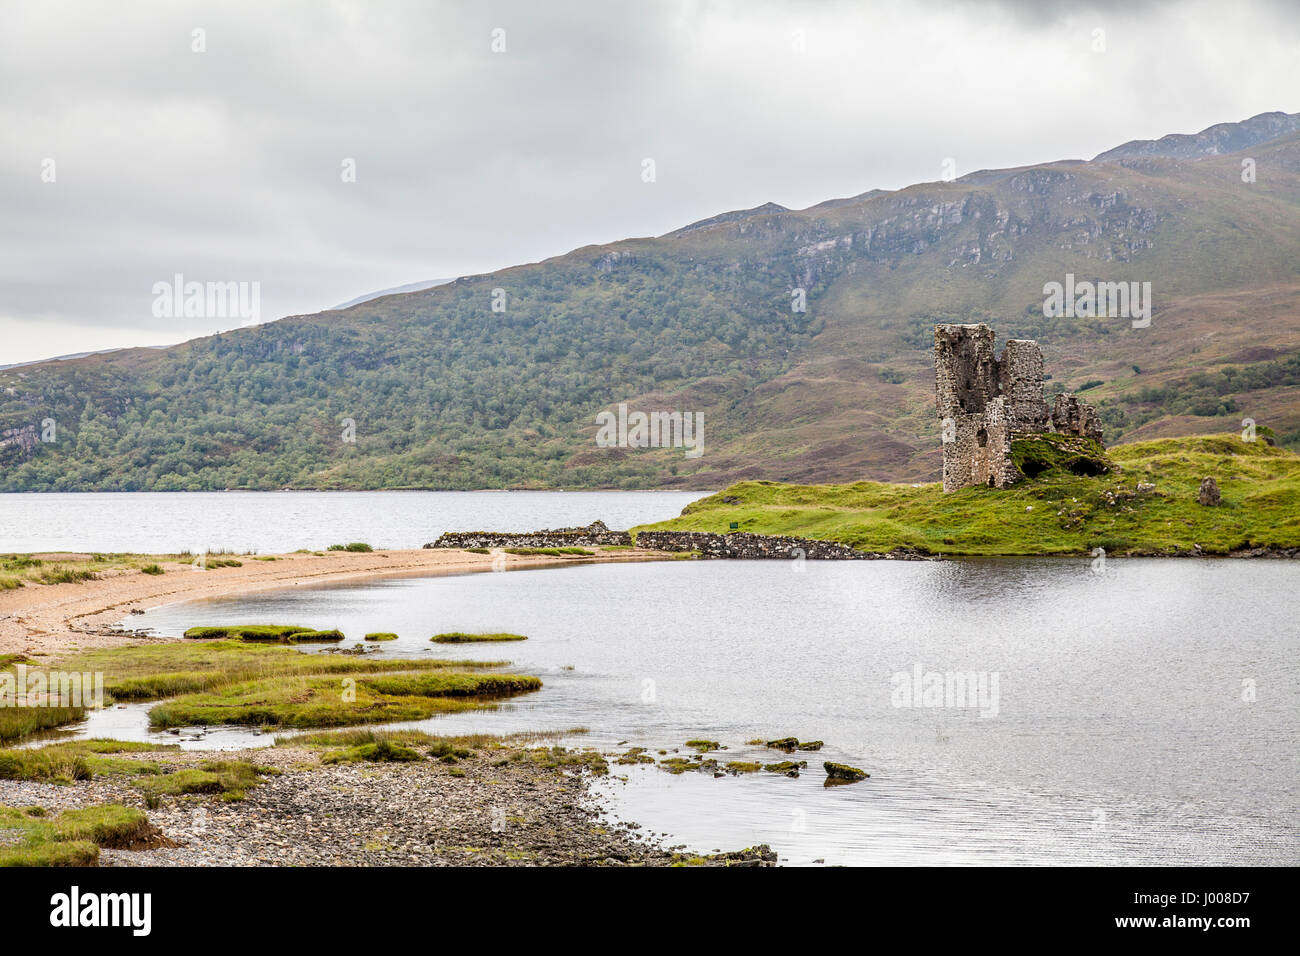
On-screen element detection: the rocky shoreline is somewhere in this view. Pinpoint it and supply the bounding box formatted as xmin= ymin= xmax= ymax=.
xmin=425 ymin=521 xmax=931 ymax=560
xmin=424 ymin=522 xmax=1299 ymax=560
xmin=0 ymin=744 xmax=776 ymax=867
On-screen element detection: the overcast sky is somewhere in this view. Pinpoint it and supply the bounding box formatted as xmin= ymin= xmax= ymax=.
xmin=2 ymin=0 xmax=1298 ymax=365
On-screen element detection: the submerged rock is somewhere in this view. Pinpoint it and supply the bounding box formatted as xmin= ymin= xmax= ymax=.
xmin=823 ymin=761 xmax=869 ymax=783
xmin=763 ymin=761 xmax=806 ymax=777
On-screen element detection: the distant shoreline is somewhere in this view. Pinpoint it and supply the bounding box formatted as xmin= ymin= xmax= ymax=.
xmin=0 ymin=547 xmax=670 ymax=658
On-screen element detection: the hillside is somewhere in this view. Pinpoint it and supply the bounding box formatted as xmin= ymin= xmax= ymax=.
xmin=3 ymin=111 xmax=1300 ymax=491
xmin=633 ymin=434 xmax=1300 ymax=557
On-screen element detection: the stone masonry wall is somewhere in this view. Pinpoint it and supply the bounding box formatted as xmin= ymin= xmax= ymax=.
xmin=424 ymin=521 xmax=632 ymax=549
xmin=935 ymin=323 xmax=1102 ymax=491
xmin=426 ymin=526 xmax=929 ymax=560
xmin=634 ymin=531 xmax=931 ymax=559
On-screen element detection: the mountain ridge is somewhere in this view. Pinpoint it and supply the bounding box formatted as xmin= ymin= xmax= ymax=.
xmin=3 ymin=110 xmax=1299 ymax=492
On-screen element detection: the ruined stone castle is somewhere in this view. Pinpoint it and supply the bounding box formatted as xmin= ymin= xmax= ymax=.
xmin=934 ymin=324 xmax=1102 ymax=492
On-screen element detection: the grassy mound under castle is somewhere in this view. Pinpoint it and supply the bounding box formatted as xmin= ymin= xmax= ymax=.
xmin=634 ymin=434 xmax=1300 ymax=556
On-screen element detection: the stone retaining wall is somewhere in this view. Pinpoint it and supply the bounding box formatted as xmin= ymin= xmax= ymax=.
xmin=424 ymin=521 xmax=632 ymax=549
xmin=425 ymin=522 xmax=930 ymax=559
xmin=425 ymin=530 xmax=633 ymax=549
xmin=633 ymin=530 xmax=924 ymax=560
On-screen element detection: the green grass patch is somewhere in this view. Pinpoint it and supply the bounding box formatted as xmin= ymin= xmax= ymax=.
xmin=1010 ymin=434 xmax=1111 ymax=479
xmin=0 ymin=738 xmax=182 ymax=783
xmin=147 ymin=670 xmax=540 ymax=729
xmin=0 ymin=707 xmax=86 ymax=746
xmin=34 ymin=566 xmax=99 ymax=585
xmin=363 ymin=632 xmax=398 ymax=641
xmin=327 ymin=542 xmax=374 ymax=552
xmin=281 ymin=629 xmax=344 ymax=643
xmin=29 ymin=642 xmax=530 ymax=739
xmin=321 ymin=741 xmax=424 ymax=764
xmin=0 ymin=804 xmax=154 ymax=866
xmin=0 ymin=653 xmax=87 ymax=742
xmin=509 ymin=745 xmax=608 ymax=776
xmin=636 ymin=434 xmax=1300 ymax=556
xmin=182 ymin=624 xmax=342 ymax=643
xmin=275 ymin=728 xmax=522 ymax=750
xmin=502 ymin=547 xmax=592 ymax=556
xmin=430 ymin=632 xmax=528 ymax=643
xmin=137 ymin=760 xmax=273 ymax=801
xmin=0 ymin=748 xmax=91 ymax=783
xmin=140 ymin=563 xmax=165 ymax=575
xmin=52 ymin=640 xmax=500 ymax=703
xmin=615 ymin=747 xmax=655 ymax=765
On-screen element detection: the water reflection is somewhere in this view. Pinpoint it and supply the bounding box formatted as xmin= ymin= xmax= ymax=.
xmin=117 ymin=557 xmax=1298 ymax=865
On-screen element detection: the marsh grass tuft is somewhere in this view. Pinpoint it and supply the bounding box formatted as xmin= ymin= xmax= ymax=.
xmin=0 ymin=748 xmax=92 ymax=783
xmin=61 ymin=640 xmax=496 ymax=704
xmin=502 ymin=547 xmax=592 ymax=556
xmin=321 ymin=741 xmax=424 ymax=764
xmin=137 ymin=760 xmax=274 ymax=801
xmin=0 ymin=804 xmax=155 ymax=866
xmin=0 ymin=707 xmax=86 ymax=746
xmin=431 ymin=632 xmax=527 ymax=643
xmin=148 ymin=670 xmax=540 ymax=729
xmin=182 ymin=624 xmax=342 ymax=643
xmin=0 ymin=740 xmax=180 ymax=784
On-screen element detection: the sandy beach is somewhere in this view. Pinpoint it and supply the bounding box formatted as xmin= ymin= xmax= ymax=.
xmin=0 ymin=548 xmax=667 ymax=658
xmin=0 ymin=544 xmax=779 ymax=868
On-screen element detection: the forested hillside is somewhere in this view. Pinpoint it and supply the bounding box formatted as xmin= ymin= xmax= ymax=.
xmin=3 ymin=112 xmax=1299 ymax=491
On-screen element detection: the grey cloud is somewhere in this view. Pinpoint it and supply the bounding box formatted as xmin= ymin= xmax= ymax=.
xmin=1 ymin=0 xmax=1297 ymax=363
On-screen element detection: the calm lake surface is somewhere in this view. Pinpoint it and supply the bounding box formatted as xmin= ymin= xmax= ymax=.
xmin=113 ymin=557 xmax=1298 ymax=866
xmin=0 ymin=490 xmax=704 ymax=552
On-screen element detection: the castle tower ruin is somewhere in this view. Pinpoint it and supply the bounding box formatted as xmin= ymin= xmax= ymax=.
xmin=934 ymin=324 xmax=1102 ymax=492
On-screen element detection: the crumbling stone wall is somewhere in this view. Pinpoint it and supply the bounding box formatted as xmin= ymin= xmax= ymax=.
xmin=935 ymin=324 xmax=1102 ymax=492
xmin=424 ymin=520 xmax=632 ymax=549
xmin=633 ymin=531 xmax=927 ymax=560
xmin=1050 ymin=394 xmax=1103 ymax=442
xmin=999 ymin=339 xmax=1050 ymax=431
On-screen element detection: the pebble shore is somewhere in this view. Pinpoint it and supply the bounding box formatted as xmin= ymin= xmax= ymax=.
xmin=0 ymin=745 xmax=776 ymax=867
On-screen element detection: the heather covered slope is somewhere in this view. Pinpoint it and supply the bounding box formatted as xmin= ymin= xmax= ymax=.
xmin=3 ymin=113 xmax=1300 ymax=491
xmin=633 ymin=435 xmax=1300 ymax=557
